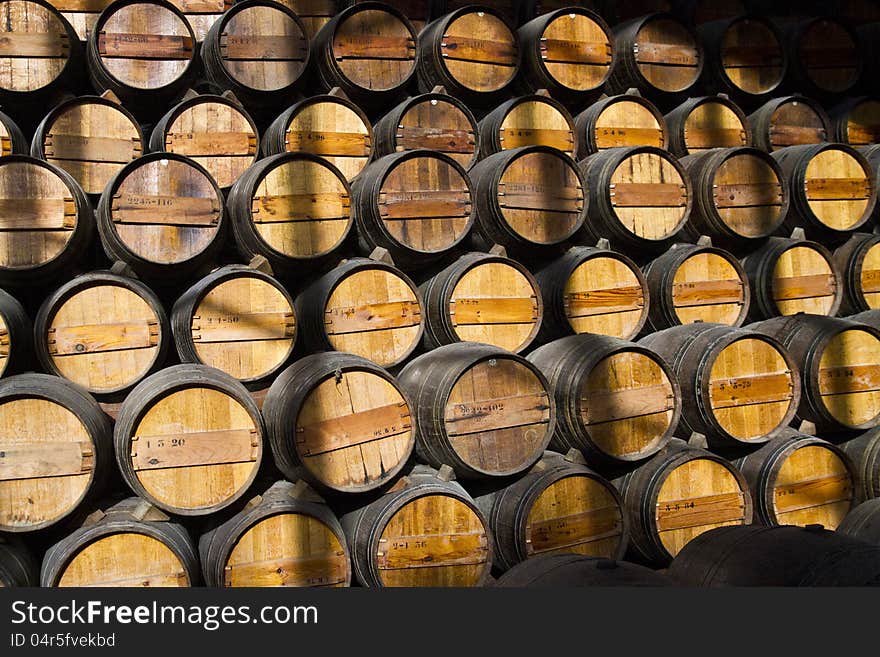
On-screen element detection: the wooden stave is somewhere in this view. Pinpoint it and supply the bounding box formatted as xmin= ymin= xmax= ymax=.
xmin=665 ymin=96 xmax=751 ymax=158
xmin=837 ymin=497 xmax=880 ymax=545
xmin=833 ymin=232 xmax=880 ymax=315
xmin=0 ymin=288 xmax=32 ymax=379
xmin=747 ymin=94 xmax=830 ymax=153
xmin=574 ymin=92 xmax=669 ymax=159
xmin=839 ymin=426 xmax=880 ymax=502
xmin=477 ymin=93 xmax=576 ymax=160
xmin=782 ymin=16 xmax=864 ymax=101
xmin=492 ymin=553 xmax=670 ymax=587
xmin=0 ymin=535 xmax=38 ymax=586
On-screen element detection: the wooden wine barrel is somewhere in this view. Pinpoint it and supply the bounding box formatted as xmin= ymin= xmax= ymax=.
xmin=150 ymin=91 xmax=259 ymax=190
xmin=340 ymin=0 xmax=429 ymax=32
xmin=352 ymin=150 xmax=474 ymax=269
xmin=639 ymin=324 xmax=800 ymax=446
xmin=579 ymin=145 xmax=691 ymax=250
xmin=0 ymin=536 xmax=37 ymax=586
xmin=262 ymin=93 xmax=371 ymax=183
xmin=114 ymin=364 xmax=264 ymax=516
xmin=470 ymin=146 xmax=586 ymax=253
xmin=517 ymin=7 xmax=615 ymax=106
xmin=833 ymin=232 xmax=880 ymax=315
xmin=226 ymin=152 xmax=353 ymax=275
xmin=528 ymin=334 xmax=680 ymax=466
xmin=0 ymin=155 xmax=93 ymax=287
xmin=840 ymin=427 xmax=880 ymax=502
xmin=340 ymin=465 xmax=493 ymax=587
xmin=49 ymin=0 xmax=113 ymax=41
xmin=172 ymin=264 xmax=297 ymax=387
xmin=41 ymin=497 xmax=199 ymax=587
xmin=417 ymin=6 xmax=520 ymax=109
xmin=751 ymin=314 xmax=880 ymax=432
xmin=534 ymin=244 xmax=649 ymax=342
xmin=87 ymin=0 xmax=197 ymax=107
xmin=0 ymin=111 xmax=29 ymax=157
xmin=741 ymin=236 xmax=842 ymax=320
xmin=574 ymin=91 xmax=668 ymax=158
xmin=773 ymin=143 xmax=875 ymax=238
xmin=200 ymin=480 xmax=351 ymax=587
xmin=312 ymin=2 xmax=417 ymax=112
xmin=642 ymin=243 xmax=750 ymax=331
xmin=748 ymin=95 xmax=830 ymax=153
xmin=95 ymin=153 xmax=225 ymax=281
xmin=398 ymin=343 xmax=554 ymax=479
xmin=615 ymin=439 xmax=752 ymax=566
xmin=373 ymin=89 xmax=478 ymax=169
xmin=665 ymin=96 xmax=750 ymax=157
xmin=420 ymin=251 xmax=543 ymax=354
xmin=831 ymin=96 xmax=880 ymax=146
xmin=281 ymin=0 xmax=337 ymax=39
xmin=477 ymin=93 xmax=575 ymax=159
xmin=474 ymin=450 xmax=627 ymax=571
xmin=170 ymin=0 xmax=232 ymax=42
xmin=837 ymin=498 xmax=880 ymax=545
xmin=263 ymin=353 xmax=414 ymax=493
xmin=0 ymin=372 xmax=113 ymax=533
xmin=295 ymin=257 xmax=423 ymax=368
xmin=784 ymin=17 xmax=863 ymax=100
xmin=735 ymin=429 xmax=855 ymax=529
xmin=680 ymin=146 xmax=788 ymax=244
xmin=0 ymin=289 xmax=29 ymax=378
xmin=673 ymin=0 xmax=747 ymax=25
xmin=493 ymin=553 xmax=670 ymax=587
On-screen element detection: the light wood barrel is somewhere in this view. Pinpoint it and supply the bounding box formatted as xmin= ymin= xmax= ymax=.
xmin=0 ymin=536 xmax=37 ymax=586
xmin=615 ymin=439 xmax=752 ymax=566
xmin=837 ymin=498 xmax=880 ymax=545
xmin=170 ymin=0 xmax=232 ymax=42
xmin=200 ymin=480 xmax=351 ymax=587
xmin=41 ymin=497 xmax=199 ymax=587
xmin=172 ymin=264 xmax=296 ymax=387
xmin=741 ymin=236 xmax=842 ymax=320
xmin=751 ymin=314 xmax=880 ymax=432
xmin=295 ymin=258 xmax=423 ymax=368
xmin=639 ymin=323 xmax=800 ymax=446
xmin=372 ymin=89 xmax=479 ymax=169
xmin=49 ymin=0 xmax=113 ymax=41
xmin=477 ymin=93 xmax=576 ymax=159
xmin=840 ymin=427 xmax=880 ymax=502
xmin=0 ymin=289 xmax=30 ymax=379
xmin=0 ymin=111 xmax=27 ymax=157
xmin=534 ymin=245 xmax=649 ymax=342
xmin=114 ymin=364 xmax=264 ymax=516
xmin=831 ymin=96 xmax=880 ymax=146
xmin=281 ymin=0 xmax=337 ymax=39
xmin=150 ymin=91 xmax=259 ymax=190
xmin=398 ymin=343 xmax=555 ymax=479
xmin=574 ymin=91 xmax=668 ymax=158
xmin=834 ymin=232 xmax=880 ymax=315
xmin=340 ymin=465 xmax=493 ymax=587
xmin=493 ymin=553 xmax=670 ymax=587
xmin=748 ymin=95 xmax=830 ymax=152
xmin=420 ymin=252 xmax=543 ymax=354
xmin=528 ymin=334 xmax=680 ymax=466
xmin=340 ymin=0 xmax=429 ymax=32
xmin=263 ymin=352 xmax=414 ymax=494
xmin=0 ymin=372 xmax=113 ymax=533
xmin=262 ymin=93 xmax=372 ymax=182
xmin=474 ymin=450 xmax=627 ymax=571
xmin=785 ymin=17 xmax=863 ymax=100
xmin=665 ymin=95 xmax=750 ymax=157
xmin=95 ymin=153 xmax=225 ymax=280
xmin=227 ymin=152 xmax=353 ymax=275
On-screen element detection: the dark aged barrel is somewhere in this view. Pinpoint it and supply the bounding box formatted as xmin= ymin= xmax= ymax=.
xmin=579 ymin=145 xmax=692 ymax=251
xmin=831 ymin=97 xmax=880 ymax=146
xmin=517 ymin=7 xmax=615 ymax=106
xmin=420 ymin=251 xmax=543 ymax=354
xmin=0 ymin=373 xmax=113 ymax=533
xmin=474 ymin=450 xmax=627 ymax=571
xmin=50 ymin=0 xmax=113 ymax=41
xmin=0 ymin=111 xmax=26 ymax=156
xmin=834 ymin=233 xmax=880 ymax=315
xmin=741 ymin=236 xmax=842 ymax=320
xmin=470 ymin=146 xmax=586 ymax=253
xmin=665 ymin=96 xmax=751 ymax=157
xmin=748 ymin=95 xmax=830 ymax=152
xmin=734 ymin=429 xmax=855 ymax=529
xmin=417 ymin=6 xmax=520 ymax=109
xmin=680 ymin=147 xmax=788 ymax=244
xmin=528 ymin=334 xmax=680 ymax=467
xmin=574 ymin=91 xmax=668 ymax=158
xmin=95 ymin=153 xmax=226 ymax=281
xmin=372 ymin=89 xmax=479 ymax=169
xmin=751 ymin=314 xmax=880 ymax=433
xmin=494 ymin=553 xmax=670 ymax=587
xmin=312 ymin=2 xmax=417 ymax=112
xmin=667 ymin=524 xmax=880 ymax=586
xmin=615 ymin=439 xmax=752 ymax=567
xmin=172 ymin=264 xmax=297 ymax=387
xmin=840 ymin=427 xmax=880 ymax=502
xmin=837 ymin=498 xmax=880 ymax=545
xmin=784 ymin=17 xmax=863 ymax=100
xmin=283 ymin=0 xmax=337 ymax=39
xmin=41 ymin=497 xmax=199 ymax=587
xmin=263 ymin=353 xmax=414 ymax=494
xmin=398 ymin=343 xmax=554 ymax=480
xmin=478 ymin=93 xmax=575 ymax=159
xmin=642 ymin=243 xmax=750 ymax=331
xmin=534 ymin=245 xmax=649 ymax=342
xmin=150 ymin=91 xmax=259 ymax=190
xmin=0 ymin=155 xmax=93 ymax=287
xmin=352 ymin=150 xmax=474 ymax=269
xmin=295 ymin=257 xmax=423 ymax=368
xmin=200 ymin=480 xmax=351 ymax=587
xmin=639 ymin=324 xmax=800 ymax=447
xmin=226 ymin=152 xmax=354 ymax=275
xmin=0 ymin=289 xmax=30 ymax=378
xmin=262 ymin=92 xmax=372 ymax=182
xmin=0 ymin=536 xmax=37 ymax=586
xmin=34 ymin=271 xmax=170 ymax=399
xmin=340 ymin=465 xmax=493 ymax=587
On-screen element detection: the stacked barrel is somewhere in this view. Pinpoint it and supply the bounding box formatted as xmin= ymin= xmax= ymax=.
xmin=0 ymin=0 xmax=879 ymax=589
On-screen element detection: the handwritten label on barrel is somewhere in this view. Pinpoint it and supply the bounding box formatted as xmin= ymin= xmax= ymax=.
xmin=441 ymin=37 xmax=516 ymax=66
xmin=672 ymin=279 xmax=745 ymax=309
xmin=497 ymin=182 xmax=583 ymax=214
xmin=541 ymin=39 xmax=612 ymax=65
xmin=596 ymin=127 xmax=665 ymax=149
xmin=396 ymin=127 xmax=474 ymax=154
xmin=634 ymin=42 xmax=700 ymax=67
xmin=656 ymin=491 xmax=745 ymax=532
xmin=818 ymin=364 xmax=880 ymax=396
xmin=97 ymin=33 xmax=193 ymax=59
xmin=0 ymin=441 xmax=91 ymax=482
xmin=564 ymin=286 xmax=645 ymax=319
xmin=111 ymin=194 xmax=221 ymax=227
xmin=709 ymin=371 xmax=794 ymax=410
xmin=192 ymin=311 xmax=294 ymax=343
xmin=444 ymin=392 xmax=549 ymax=436
xmin=713 ymin=182 xmax=782 ymax=208
xmin=805 ymin=178 xmax=871 ymax=201
xmin=296 ymin=401 xmax=411 ymax=457
xmin=498 ymin=128 xmax=574 ymax=152
xmin=251 ymin=192 xmax=350 ymax=223
xmin=167 ymin=131 xmax=256 ymax=157
xmin=377 ymin=531 xmax=488 ymax=569
xmin=224 ymin=552 xmax=348 ymax=587
xmin=284 ymin=130 xmax=370 ymax=157
xmin=334 ymin=36 xmax=414 ymax=61
xmin=774 ymin=474 xmax=852 ymax=514
xmin=324 ymin=300 xmax=421 ymax=335
xmin=378 ymin=189 xmax=471 ymax=220
xmin=773 ymin=273 xmax=836 ymax=301
xmin=131 ymin=428 xmax=258 ymax=471
xmin=526 ymin=505 xmax=622 ymax=554
xmin=610 ymin=182 xmax=687 ymax=208
xmin=450 ymin=297 xmax=538 ymax=326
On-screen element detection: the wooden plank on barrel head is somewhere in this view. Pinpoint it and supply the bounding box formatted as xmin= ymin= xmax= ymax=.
xmin=721 ymin=45 xmax=784 ymax=67
xmin=596 ymin=127 xmax=665 ymax=148
xmin=774 ymin=273 xmax=836 ymax=300
xmin=0 ymin=441 xmax=91 ymax=481
xmin=48 ymin=320 xmax=159 ymax=356
xmin=0 ymin=32 xmax=67 ymax=58
xmin=863 ymin=269 xmax=880 ymax=294
xmin=192 ymin=311 xmax=294 ymax=343
xmin=770 ymin=125 xmax=827 ymax=146
xmin=611 ymin=183 xmax=687 ymax=208
xmin=396 ymin=126 xmax=474 ymax=153
xmin=709 ymin=371 xmax=794 ymax=409
xmin=177 ymin=0 xmax=231 ymax=12
xmin=526 ymin=505 xmax=622 ymax=553
xmin=805 ymin=178 xmax=871 ymax=201
xmin=564 ymin=286 xmax=646 ymax=318
xmin=334 ymin=35 xmax=414 ymax=60
xmin=451 ymin=297 xmax=538 ymax=325
xmin=219 ymin=34 xmax=307 ymax=61
xmin=497 ymin=183 xmax=582 ymax=213
xmin=285 ymin=130 xmax=370 ymax=157
xmin=635 ymin=42 xmax=699 ymax=66
xmin=0 ymin=198 xmax=75 ymax=230
xmin=97 ymin=32 xmax=193 ymax=59
xmin=818 ymin=363 xmax=880 ymax=395
xmin=714 ymin=182 xmax=782 ymax=208
xmin=131 ymin=428 xmax=258 ymax=471
xmin=684 ymin=128 xmax=747 ymax=149
xmin=655 ymin=491 xmax=745 ymax=531
xmin=498 ymin=128 xmax=573 ymax=151
xmin=79 ymin=572 xmax=189 ymax=588
xmin=581 ymin=384 xmax=675 ymax=425
xmin=774 ymin=474 xmax=852 ymax=513
xmin=166 ymin=132 xmax=255 ymax=156
xmin=672 ymin=279 xmax=745 ymax=308
xmin=377 ymin=531 xmax=488 ymax=569
xmin=224 ymin=553 xmax=348 ymax=587
xmin=444 ymin=391 xmax=550 ymax=436
xmin=324 ymin=300 xmax=421 ymax=335
xmin=252 ymin=192 xmax=350 ymax=222
xmin=296 ymin=401 xmax=410 ymax=457
xmin=541 ymin=39 xmax=612 ymax=65
xmin=111 ymin=195 xmax=220 ymax=227
xmin=44 ymin=134 xmax=139 ymax=165
xmin=378 ymin=190 xmax=471 ymax=219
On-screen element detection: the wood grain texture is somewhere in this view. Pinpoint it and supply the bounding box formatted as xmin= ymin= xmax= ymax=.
xmin=671 ymin=250 xmax=746 ymax=325
xmin=772 ymin=444 xmax=853 ymax=529
xmin=609 ymin=151 xmax=687 ymax=241
xmin=331 ymin=7 xmax=414 ymax=92
xmin=772 ymin=245 xmax=838 ymax=316
xmin=683 ymin=101 xmax=748 ymax=152
xmin=711 ymin=151 xmax=784 ymax=238
xmin=0 ymin=0 xmax=70 ymax=93
xmin=592 ymin=99 xmax=665 ymax=150
xmin=57 ymin=533 xmax=189 ymax=587
xmin=563 ymin=255 xmax=646 ymax=338
xmin=538 ymin=11 xmax=612 ymax=91
xmin=803 ymin=147 xmax=872 ymax=231
xmin=497 ymin=98 xmax=574 ymax=156
xmin=634 ymin=17 xmax=700 ymax=93
xmin=719 ymin=17 xmax=783 ymax=95
xmin=441 ymin=10 xmax=517 ymax=93
xmin=393 ymin=95 xmax=476 ymax=167
xmin=817 ymin=328 xmax=880 ymax=428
